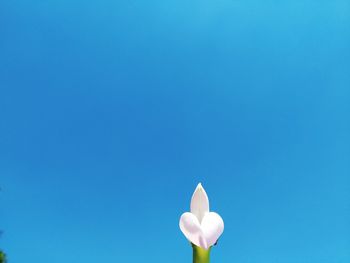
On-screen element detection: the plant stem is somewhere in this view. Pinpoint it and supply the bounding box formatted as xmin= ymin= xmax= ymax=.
xmin=0 ymin=251 xmax=6 ymax=263
xmin=192 ymin=244 xmax=211 ymax=263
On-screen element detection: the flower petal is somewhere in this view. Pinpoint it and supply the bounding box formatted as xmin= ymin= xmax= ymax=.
xmin=201 ymin=212 xmax=224 ymax=248
xmin=190 ymin=183 xmax=209 ymax=223
xmin=179 ymin=212 xmax=207 ymax=249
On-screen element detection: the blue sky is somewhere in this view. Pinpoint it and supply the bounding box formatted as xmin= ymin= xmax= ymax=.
xmin=0 ymin=0 xmax=349 ymax=262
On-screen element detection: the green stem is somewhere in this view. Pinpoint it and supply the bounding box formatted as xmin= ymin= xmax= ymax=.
xmin=192 ymin=244 xmax=211 ymax=263
xmin=0 ymin=250 xmax=6 ymax=263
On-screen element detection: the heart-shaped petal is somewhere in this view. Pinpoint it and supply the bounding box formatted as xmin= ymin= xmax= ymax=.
xmin=179 ymin=212 xmax=207 ymax=249
xmin=201 ymin=212 xmax=224 ymax=248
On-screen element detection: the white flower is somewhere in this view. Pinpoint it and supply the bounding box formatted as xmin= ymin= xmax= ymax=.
xmin=179 ymin=183 xmax=224 ymax=250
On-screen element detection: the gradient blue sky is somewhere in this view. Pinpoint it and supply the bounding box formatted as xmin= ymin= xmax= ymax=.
xmin=1 ymin=0 xmax=350 ymax=262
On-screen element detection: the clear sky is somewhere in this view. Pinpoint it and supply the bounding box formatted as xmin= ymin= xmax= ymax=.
xmin=0 ymin=0 xmax=349 ymax=262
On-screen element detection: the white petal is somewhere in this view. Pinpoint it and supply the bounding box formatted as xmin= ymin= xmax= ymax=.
xmin=190 ymin=183 xmax=209 ymax=223
xmin=179 ymin=212 xmax=208 ymax=249
xmin=201 ymin=212 xmax=224 ymax=248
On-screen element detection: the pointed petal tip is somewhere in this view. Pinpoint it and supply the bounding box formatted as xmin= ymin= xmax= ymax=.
xmin=193 ymin=182 xmax=208 ymax=197
xmin=196 ymin=182 xmax=205 ymax=192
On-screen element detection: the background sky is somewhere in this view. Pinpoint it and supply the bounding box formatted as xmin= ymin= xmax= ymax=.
xmin=0 ymin=0 xmax=349 ymax=262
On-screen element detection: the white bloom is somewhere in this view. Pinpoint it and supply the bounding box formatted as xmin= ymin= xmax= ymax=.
xmin=179 ymin=183 xmax=224 ymax=250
